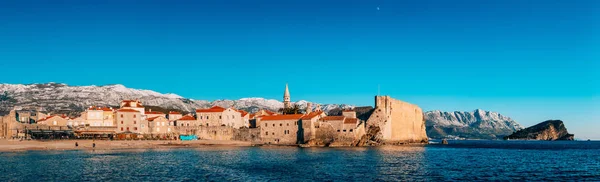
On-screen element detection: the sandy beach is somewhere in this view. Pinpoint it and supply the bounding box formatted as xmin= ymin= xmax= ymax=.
xmin=0 ymin=139 xmax=253 ymax=152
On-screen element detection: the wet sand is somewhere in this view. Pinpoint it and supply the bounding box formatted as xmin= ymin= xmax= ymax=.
xmin=0 ymin=139 xmax=252 ymax=152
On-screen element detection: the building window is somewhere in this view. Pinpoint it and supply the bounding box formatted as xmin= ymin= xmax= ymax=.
xmin=134 ymin=121 xmax=136 ymax=124
xmin=232 ymin=115 xmax=235 ymax=119
xmin=121 ymin=127 xmax=123 ymax=131
xmin=265 ymin=132 xmax=268 ymax=135
xmin=337 ymin=130 xmax=340 ymax=132
xmin=287 ymin=123 xmax=289 ymax=126
xmin=343 ymin=130 xmax=346 ymax=132
xmin=121 ymin=114 xmax=123 ymax=118
xmin=219 ymin=116 xmax=222 ymax=119
xmin=280 ymin=123 xmax=282 ymax=126
xmin=121 ymin=121 xmax=123 ymax=124
xmin=133 ymin=114 xmax=136 ymax=118
xmin=187 ymin=123 xmax=190 ymax=126
xmin=272 ymin=132 xmax=274 ymax=135
xmin=127 ymin=127 xmax=130 ymax=131
xmin=273 ymin=124 xmax=275 ymax=127
xmin=206 ymin=123 xmax=209 ymax=126
xmin=200 ymin=116 xmax=202 ymax=119
xmin=265 ymin=123 xmax=267 ymax=127
xmin=134 ymin=127 xmax=138 ymax=131
xmin=207 ymin=116 xmax=209 ymax=119
xmin=350 ymin=129 xmax=353 ymax=132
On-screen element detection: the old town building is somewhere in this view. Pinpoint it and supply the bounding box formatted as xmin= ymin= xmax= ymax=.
xmin=37 ymin=115 xmax=69 ymax=126
xmin=259 ymin=114 xmax=304 ymax=145
xmin=148 ymin=116 xmax=174 ymax=135
xmin=168 ymin=111 xmax=183 ymax=121
xmin=195 ymin=106 xmax=244 ymax=128
xmin=116 ymin=108 xmax=148 ymax=134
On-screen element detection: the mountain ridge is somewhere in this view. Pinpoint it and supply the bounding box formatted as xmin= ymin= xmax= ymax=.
xmin=425 ymin=109 xmax=523 ymax=139
xmin=0 ymin=83 xmax=352 ymax=115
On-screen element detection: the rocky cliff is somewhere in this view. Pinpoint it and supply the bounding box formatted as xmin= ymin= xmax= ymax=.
xmin=0 ymin=83 xmax=351 ymax=115
xmin=504 ymin=120 xmax=574 ymax=140
xmin=425 ymin=109 xmax=523 ymax=139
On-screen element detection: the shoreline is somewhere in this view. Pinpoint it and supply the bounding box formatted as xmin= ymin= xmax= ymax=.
xmin=0 ymin=139 xmax=254 ymax=152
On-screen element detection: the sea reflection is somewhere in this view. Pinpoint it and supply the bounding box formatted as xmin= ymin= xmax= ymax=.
xmin=0 ymin=141 xmax=599 ymax=181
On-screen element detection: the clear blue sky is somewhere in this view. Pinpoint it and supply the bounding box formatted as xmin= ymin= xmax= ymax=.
xmin=0 ymin=0 xmax=598 ymax=138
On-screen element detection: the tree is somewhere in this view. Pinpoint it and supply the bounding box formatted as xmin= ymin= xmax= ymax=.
xmin=278 ymin=104 xmax=301 ymax=115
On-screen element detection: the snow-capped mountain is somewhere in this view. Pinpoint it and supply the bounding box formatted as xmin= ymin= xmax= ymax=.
xmin=425 ymin=109 xmax=523 ymax=139
xmin=0 ymin=83 xmax=350 ymax=115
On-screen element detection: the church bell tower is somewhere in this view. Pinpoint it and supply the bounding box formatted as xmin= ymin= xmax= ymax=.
xmin=283 ymin=83 xmax=291 ymax=109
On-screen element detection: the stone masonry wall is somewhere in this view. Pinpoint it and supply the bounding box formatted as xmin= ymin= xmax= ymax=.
xmin=367 ymin=96 xmax=427 ymax=143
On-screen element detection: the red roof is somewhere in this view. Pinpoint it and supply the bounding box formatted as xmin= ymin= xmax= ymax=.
xmin=178 ymin=115 xmax=196 ymax=121
xmin=238 ymin=110 xmax=249 ymax=117
xmin=122 ymin=100 xmax=143 ymax=108
xmin=264 ymin=110 xmax=276 ymax=115
xmin=320 ymin=116 xmax=345 ymax=121
xmin=145 ymin=111 xmax=165 ymax=115
xmin=260 ymin=114 xmax=304 ymax=121
xmin=196 ymin=106 xmax=226 ymax=113
xmin=147 ymin=116 xmax=161 ymax=121
xmin=169 ymin=111 xmax=181 ymax=114
xmin=301 ymin=111 xmax=324 ymax=120
xmin=117 ymin=109 xmax=140 ymax=113
xmin=38 ymin=115 xmax=68 ymax=122
xmin=344 ymin=118 xmax=358 ymax=124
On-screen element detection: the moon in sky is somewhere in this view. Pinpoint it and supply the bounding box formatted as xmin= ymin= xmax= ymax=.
xmin=377 ymin=6 xmax=380 ymax=10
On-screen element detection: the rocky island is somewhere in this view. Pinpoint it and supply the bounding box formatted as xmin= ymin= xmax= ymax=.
xmin=504 ymin=120 xmax=574 ymax=141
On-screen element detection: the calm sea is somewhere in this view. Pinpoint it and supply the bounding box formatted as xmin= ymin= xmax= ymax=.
xmin=1 ymin=140 xmax=599 ymax=181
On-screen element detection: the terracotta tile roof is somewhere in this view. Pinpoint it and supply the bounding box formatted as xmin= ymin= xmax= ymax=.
xmin=122 ymin=100 xmax=143 ymax=108
xmin=178 ymin=115 xmax=196 ymax=121
xmin=260 ymin=114 xmax=304 ymax=121
xmin=116 ymin=109 xmax=140 ymax=113
xmin=38 ymin=115 xmax=68 ymax=122
xmin=238 ymin=110 xmax=249 ymax=117
xmin=196 ymin=106 xmax=226 ymax=113
xmin=344 ymin=118 xmax=358 ymax=124
xmin=264 ymin=110 xmax=276 ymax=115
xmin=320 ymin=116 xmax=345 ymax=121
xmin=147 ymin=116 xmax=161 ymax=121
xmin=301 ymin=111 xmax=324 ymax=120
xmin=249 ymin=114 xmax=256 ymax=118
xmin=145 ymin=111 xmax=165 ymax=115
xmin=169 ymin=111 xmax=181 ymax=114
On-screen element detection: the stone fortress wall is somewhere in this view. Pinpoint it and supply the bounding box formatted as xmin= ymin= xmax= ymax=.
xmin=367 ymin=96 xmax=428 ymax=143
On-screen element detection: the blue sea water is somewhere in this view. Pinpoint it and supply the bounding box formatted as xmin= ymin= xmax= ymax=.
xmin=0 ymin=140 xmax=599 ymax=181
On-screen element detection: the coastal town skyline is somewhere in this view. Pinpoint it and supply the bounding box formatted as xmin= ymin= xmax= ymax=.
xmin=0 ymin=0 xmax=597 ymax=139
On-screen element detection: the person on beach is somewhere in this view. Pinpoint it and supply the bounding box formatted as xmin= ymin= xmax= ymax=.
xmin=93 ymin=143 xmax=96 ymax=148
xmin=75 ymin=142 xmax=78 ymax=147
